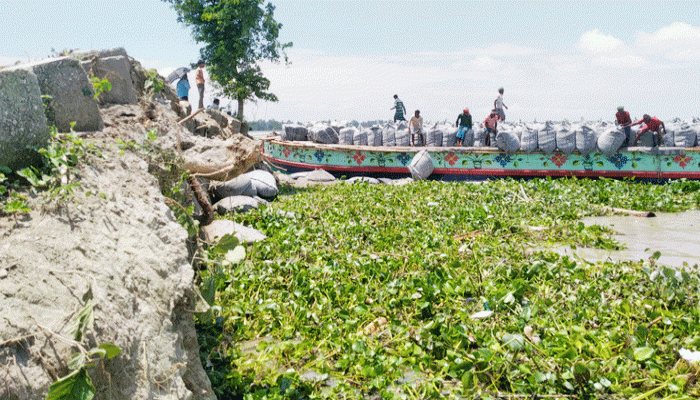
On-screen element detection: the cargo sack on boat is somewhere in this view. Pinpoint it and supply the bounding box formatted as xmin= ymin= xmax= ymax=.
xmin=395 ymin=124 xmax=410 ymax=147
xmin=309 ymin=125 xmax=339 ymax=145
xmin=368 ymin=126 xmax=383 ymax=146
xmin=597 ymin=128 xmax=626 ymax=155
xmin=460 ymin=128 xmax=475 ymax=147
xmin=354 ymin=128 xmax=369 ymax=146
xmin=538 ymin=122 xmax=557 ymax=153
xmin=426 ymin=127 xmax=441 ymax=147
xmin=575 ymin=125 xmax=597 ymax=155
xmin=520 ymin=127 xmax=538 ymax=153
xmin=245 ymin=170 xmax=279 ymax=199
xmin=674 ymin=123 xmax=698 ymax=147
xmin=408 ymin=149 xmax=434 ymax=180
xmin=281 ymin=124 xmax=308 ymax=141
xmin=382 ymin=124 xmax=396 ymax=146
xmin=442 ymin=127 xmax=458 ymax=147
xmin=495 ymin=130 xmax=521 ymax=154
xmin=636 ymin=130 xmax=660 ymax=147
xmin=474 ymin=128 xmax=489 ymax=147
xmin=556 ymin=124 xmax=576 ymax=153
xmin=339 ymin=127 xmax=356 ymax=145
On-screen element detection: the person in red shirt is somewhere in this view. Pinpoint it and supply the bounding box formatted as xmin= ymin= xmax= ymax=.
xmin=629 ymin=114 xmax=666 ymax=146
xmin=483 ymin=109 xmax=500 ymax=146
xmin=615 ymin=106 xmax=632 ymax=146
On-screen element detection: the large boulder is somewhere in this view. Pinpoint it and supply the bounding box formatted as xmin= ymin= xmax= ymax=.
xmin=26 ymin=57 xmax=103 ymax=132
xmin=213 ymin=195 xmax=261 ymax=215
xmin=0 ymin=68 xmax=49 ymax=170
xmin=82 ymin=55 xmax=139 ymax=105
xmin=182 ymin=134 xmax=263 ymax=182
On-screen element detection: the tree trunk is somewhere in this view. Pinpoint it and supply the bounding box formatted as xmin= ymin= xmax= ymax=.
xmin=237 ymin=97 xmax=245 ymax=121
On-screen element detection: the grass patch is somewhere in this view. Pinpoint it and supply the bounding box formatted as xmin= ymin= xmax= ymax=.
xmin=196 ymin=178 xmax=700 ymax=399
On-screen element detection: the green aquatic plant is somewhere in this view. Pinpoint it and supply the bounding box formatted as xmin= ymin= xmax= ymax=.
xmin=195 ymin=178 xmax=700 ymax=399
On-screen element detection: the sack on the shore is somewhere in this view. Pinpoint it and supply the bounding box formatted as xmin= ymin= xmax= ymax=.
xmin=556 ymin=123 xmax=576 ymax=153
xmin=354 ymin=128 xmax=369 ymax=146
xmin=382 ymin=124 xmax=396 ymax=146
xmin=575 ymin=125 xmax=597 ymax=155
xmin=496 ymin=130 xmax=521 ymax=154
xmin=408 ymin=149 xmax=434 ymax=180
xmin=308 ymin=125 xmax=339 ymax=145
xmin=281 ymin=124 xmax=308 ymax=141
xmin=520 ymin=127 xmax=538 ymax=153
xmin=674 ymin=123 xmax=698 ymax=147
xmin=442 ymin=127 xmax=458 ymax=147
xmin=210 ymin=175 xmax=257 ymax=200
xmin=597 ymin=128 xmax=626 ymax=155
xmin=245 ymin=170 xmax=279 ymax=199
xmin=538 ymin=122 xmax=557 ymax=153
xmin=367 ymin=126 xmax=383 ymax=146
xmin=339 ymin=127 xmax=356 ymax=145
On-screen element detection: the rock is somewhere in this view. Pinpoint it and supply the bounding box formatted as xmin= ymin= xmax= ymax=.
xmin=182 ymin=134 xmax=263 ymax=182
xmin=0 ymin=68 xmax=49 ymax=170
xmin=205 ymin=109 xmax=229 ymax=130
xmin=213 ymin=196 xmax=261 ymax=214
xmin=201 ymin=220 xmax=267 ymax=244
xmin=0 ymin=268 xmax=7 ymax=279
xmin=24 ymin=57 xmax=103 ymax=132
xmin=73 ymin=47 xmax=129 ymax=59
xmin=347 ymin=176 xmax=380 ymax=184
xmin=0 ymin=147 xmax=214 ymax=400
xmin=305 ymin=169 xmax=336 ymax=182
xmin=377 ymin=178 xmax=394 ymax=185
xmin=185 ymin=111 xmax=225 ymax=138
xmin=81 ymin=55 xmax=138 ymax=105
xmin=244 ymin=170 xmax=279 ymax=198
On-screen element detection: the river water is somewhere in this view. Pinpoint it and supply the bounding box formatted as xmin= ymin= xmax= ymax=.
xmin=552 ymin=209 xmax=700 ymax=268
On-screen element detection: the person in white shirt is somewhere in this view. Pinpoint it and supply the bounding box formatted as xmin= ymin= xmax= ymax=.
xmin=494 ymin=87 xmax=508 ymax=122
xmin=408 ymin=110 xmax=424 ymax=146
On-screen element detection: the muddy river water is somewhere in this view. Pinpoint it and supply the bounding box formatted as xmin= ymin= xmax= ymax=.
xmin=552 ymin=209 xmax=700 ymax=268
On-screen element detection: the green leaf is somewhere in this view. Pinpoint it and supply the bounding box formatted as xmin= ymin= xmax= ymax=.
xmin=46 ymin=368 xmax=95 ymax=400
xmin=651 ymin=251 xmax=661 ymax=260
xmin=633 ymin=346 xmax=654 ymax=361
xmin=210 ymin=234 xmax=240 ymax=254
xmin=97 ymin=342 xmax=121 ymax=360
xmin=67 ymin=352 xmax=86 ymax=371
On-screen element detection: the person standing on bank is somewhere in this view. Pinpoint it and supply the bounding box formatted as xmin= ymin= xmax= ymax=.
xmin=196 ymin=60 xmax=206 ymax=109
xmin=455 ymin=107 xmax=472 ymax=146
xmin=494 ymin=87 xmax=508 ymax=122
xmin=408 ymin=110 xmax=424 ymax=147
xmin=391 ymin=94 xmax=406 ymax=121
xmin=615 ymin=106 xmax=632 ymax=146
xmin=629 ymin=114 xmax=667 ymax=147
xmin=176 ymin=74 xmax=190 ymax=101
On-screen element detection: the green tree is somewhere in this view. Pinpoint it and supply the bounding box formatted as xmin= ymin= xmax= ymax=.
xmin=164 ymin=0 xmax=291 ymax=120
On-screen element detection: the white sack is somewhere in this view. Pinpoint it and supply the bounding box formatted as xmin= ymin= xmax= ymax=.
xmin=408 ymin=149 xmax=434 ymax=180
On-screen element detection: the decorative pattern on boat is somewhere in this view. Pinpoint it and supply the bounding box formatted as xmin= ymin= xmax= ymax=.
xmin=265 ymin=141 xmax=700 ymax=175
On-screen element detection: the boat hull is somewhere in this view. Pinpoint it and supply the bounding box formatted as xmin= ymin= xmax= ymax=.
xmin=262 ymin=138 xmax=700 ymax=181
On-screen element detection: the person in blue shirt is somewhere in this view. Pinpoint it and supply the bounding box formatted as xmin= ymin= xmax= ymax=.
xmin=176 ymin=75 xmax=190 ymax=101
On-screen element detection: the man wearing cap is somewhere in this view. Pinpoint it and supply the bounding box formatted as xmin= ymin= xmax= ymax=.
xmin=408 ymin=110 xmax=424 ymax=147
xmin=615 ymin=106 xmax=632 ymax=146
xmin=630 ymin=114 xmax=666 ymax=147
xmin=494 ymin=87 xmax=508 ymax=122
xmin=391 ymin=95 xmax=407 ymax=122
xmin=455 ymin=107 xmax=473 ymax=146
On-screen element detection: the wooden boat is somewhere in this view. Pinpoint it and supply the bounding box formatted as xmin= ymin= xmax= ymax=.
xmin=262 ymin=136 xmax=700 ymax=181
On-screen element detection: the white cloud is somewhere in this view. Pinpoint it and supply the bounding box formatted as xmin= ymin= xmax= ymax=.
xmin=636 ymin=22 xmax=700 ymax=61
xmin=468 ymin=56 xmax=502 ymax=71
xmin=578 ymin=29 xmax=625 ymax=54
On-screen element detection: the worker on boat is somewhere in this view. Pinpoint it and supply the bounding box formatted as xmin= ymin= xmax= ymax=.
xmin=391 ymin=94 xmax=407 ymax=122
xmin=455 ymin=107 xmax=472 ymax=146
xmin=615 ymin=106 xmax=632 ymax=146
xmin=494 ymin=87 xmax=508 ymax=122
xmin=483 ymin=109 xmax=500 ymax=146
xmin=408 ymin=110 xmax=425 ymax=147
xmin=629 ymin=114 xmax=666 ymax=147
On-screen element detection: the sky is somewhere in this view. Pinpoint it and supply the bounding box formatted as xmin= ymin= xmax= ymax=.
xmin=1 ymin=0 xmax=699 ymax=123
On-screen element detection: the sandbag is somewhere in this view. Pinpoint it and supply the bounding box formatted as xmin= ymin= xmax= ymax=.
xmin=367 ymin=126 xmax=383 ymax=146
xmin=538 ymin=122 xmax=557 ymax=153
xmin=408 ymin=149 xmax=434 ymax=180
xmin=575 ymin=125 xmax=597 ymax=155
xmin=339 ymin=127 xmax=356 ymax=145
xmin=245 ymin=170 xmax=279 ymax=199
xmin=308 ymin=125 xmax=339 ymax=144
xmin=442 ymin=127 xmax=458 ymax=147
xmin=354 ymin=128 xmax=369 ymax=146
xmin=459 ymin=128 xmax=474 ymax=147
xmin=474 ymin=128 xmax=489 ymax=147
xmin=281 ymin=124 xmax=308 ymax=141
xmin=395 ymin=123 xmax=410 ymax=147
xmin=211 ymin=175 xmax=257 ymax=199
xmin=382 ymin=124 xmax=396 ymax=147
xmin=426 ymin=128 xmax=441 ymax=146
xmin=597 ymin=128 xmax=626 ymax=155
xmin=675 ymin=124 xmax=698 ymax=148
xmin=495 ymin=130 xmax=521 ymax=154
xmin=556 ymin=124 xmax=576 ymax=153
xmin=520 ymin=128 xmax=538 ymax=153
